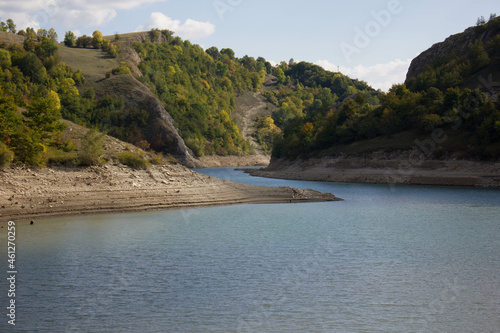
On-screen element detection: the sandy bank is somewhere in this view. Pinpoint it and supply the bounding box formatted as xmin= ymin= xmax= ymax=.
xmin=248 ymin=156 xmax=500 ymax=187
xmin=196 ymin=154 xmax=270 ymax=168
xmin=0 ymin=164 xmax=340 ymax=222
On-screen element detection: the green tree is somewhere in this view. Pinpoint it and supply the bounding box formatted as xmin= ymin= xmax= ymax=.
xmin=48 ymin=28 xmax=58 ymax=42
xmin=0 ymin=49 xmax=11 ymax=68
xmin=468 ymin=40 xmax=490 ymax=72
xmin=220 ymin=48 xmax=235 ymax=60
xmin=12 ymin=52 xmax=47 ymax=84
xmin=0 ymin=95 xmax=23 ymax=143
xmin=111 ymin=62 xmax=132 ymax=75
xmin=92 ymin=30 xmax=103 ymax=48
xmin=78 ymin=129 xmax=105 ymax=166
xmin=76 ymin=35 xmax=92 ymax=48
xmin=149 ymin=28 xmax=160 ymax=42
xmin=37 ymin=39 xmax=59 ymax=58
xmin=206 ymin=46 xmax=220 ymax=60
xmin=274 ymin=67 xmax=286 ymax=84
xmin=6 ymin=18 xmax=16 ymax=33
xmin=26 ymin=27 xmax=36 ymax=39
xmin=0 ymin=141 xmax=14 ymax=167
xmin=24 ymin=91 xmax=64 ymax=138
xmin=64 ymin=31 xmax=76 ymax=47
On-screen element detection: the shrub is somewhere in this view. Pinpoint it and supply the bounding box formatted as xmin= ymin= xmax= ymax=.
xmin=78 ymin=129 xmax=105 ymax=166
xmin=0 ymin=142 xmax=14 ymax=168
xmin=118 ymin=151 xmax=149 ymax=169
xmin=111 ymin=62 xmax=132 ymax=75
xmin=62 ymin=140 xmax=76 ymax=152
xmin=47 ymin=147 xmax=78 ymax=166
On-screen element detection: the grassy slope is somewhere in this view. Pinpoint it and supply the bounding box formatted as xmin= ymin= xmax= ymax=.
xmin=0 ymin=31 xmax=25 ymax=44
xmin=57 ymin=44 xmax=119 ymax=77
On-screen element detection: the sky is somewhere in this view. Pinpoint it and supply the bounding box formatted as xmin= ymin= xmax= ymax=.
xmin=1 ymin=0 xmax=498 ymax=91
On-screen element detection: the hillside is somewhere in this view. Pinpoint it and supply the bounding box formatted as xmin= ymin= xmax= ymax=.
xmin=1 ymin=116 xmax=340 ymax=221
xmin=405 ymin=16 xmax=500 ymax=98
xmin=256 ymin=18 xmax=500 ymax=187
xmin=2 ymin=26 xmax=383 ymax=168
xmin=58 ymin=31 xmax=199 ymax=167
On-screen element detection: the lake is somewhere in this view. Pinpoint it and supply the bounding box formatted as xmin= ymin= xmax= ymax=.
xmin=1 ymin=168 xmax=499 ymax=332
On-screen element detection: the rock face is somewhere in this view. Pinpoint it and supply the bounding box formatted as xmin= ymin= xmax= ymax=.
xmin=405 ymin=18 xmax=500 ymax=97
xmin=92 ymin=75 xmax=200 ymax=167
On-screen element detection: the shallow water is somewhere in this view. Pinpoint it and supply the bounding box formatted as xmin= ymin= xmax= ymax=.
xmin=1 ymin=168 xmax=499 ymax=332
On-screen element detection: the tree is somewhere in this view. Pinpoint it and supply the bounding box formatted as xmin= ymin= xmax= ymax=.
xmin=37 ymin=39 xmax=58 ymax=58
xmin=468 ymin=40 xmax=490 ymax=72
xmin=111 ymin=62 xmax=132 ymax=75
xmin=0 ymin=22 xmax=6 ymax=32
xmin=78 ymin=129 xmax=105 ymax=166
xmin=48 ymin=28 xmax=58 ymax=42
xmin=206 ymin=46 xmax=220 ymax=60
xmin=149 ymin=28 xmax=160 ymax=42
xmin=92 ymin=30 xmax=103 ymax=48
xmin=64 ymin=31 xmax=76 ymax=47
xmin=26 ymin=27 xmax=36 ymax=39
xmin=108 ymin=45 xmax=118 ymax=58
xmin=220 ymin=48 xmax=235 ymax=60
xmin=0 ymin=49 xmax=11 ymax=68
xmin=76 ymin=35 xmax=92 ymax=48
xmin=476 ymin=16 xmax=486 ymax=26
xmin=6 ymin=19 xmax=16 ymax=33
xmin=37 ymin=28 xmax=48 ymax=39
xmin=23 ymin=91 xmax=64 ymax=138
xmin=161 ymin=29 xmax=174 ymax=42
xmin=274 ymin=67 xmax=286 ymax=84
xmin=91 ymin=30 xmax=102 ymax=49
xmin=0 ymin=95 xmax=23 ymax=143
xmin=12 ymin=52 xmax=47 ymax=84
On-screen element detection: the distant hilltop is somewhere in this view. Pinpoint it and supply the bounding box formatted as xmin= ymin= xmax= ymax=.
xmin=406 ymin=15 xmax=500 ymax=100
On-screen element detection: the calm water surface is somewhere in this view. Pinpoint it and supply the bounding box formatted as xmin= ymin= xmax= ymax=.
xmin=1 ymin=168 xmax=499 ymax=332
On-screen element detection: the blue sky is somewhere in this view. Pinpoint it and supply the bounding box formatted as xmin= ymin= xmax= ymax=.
xmin=1 ymin=0 xmax=498 ymax=90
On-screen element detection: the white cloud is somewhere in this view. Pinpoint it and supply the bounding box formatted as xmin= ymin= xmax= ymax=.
xmin=316 ymin=58 xmax=412 ymax=92
xmin=137 ymin=12 xmax=215 ymax=39
xmin=0 ymin=0 xmax=164 ymax=29
xmin=0 ymin=10 xmax=41 ymax=30
xmin=268 ymin=60 xmax=278 ymax=67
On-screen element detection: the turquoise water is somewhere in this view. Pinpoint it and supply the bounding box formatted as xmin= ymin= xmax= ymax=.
xmin=1 ymin=168 xmax=499 ymax=332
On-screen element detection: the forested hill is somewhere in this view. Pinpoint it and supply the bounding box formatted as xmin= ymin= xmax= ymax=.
xmin=0 ymin=24 xmax=380 ymax=167
xmin=129 ymin=31 xmax=379 ymax=157
xmin=405 ymin=15 xmax=500 ymax=98
xmin=271 ymin=16 xmax=500 ymax=161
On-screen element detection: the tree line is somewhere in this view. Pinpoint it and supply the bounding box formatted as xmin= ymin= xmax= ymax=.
xmin=64 ymin=30 xmax=120 ymax=58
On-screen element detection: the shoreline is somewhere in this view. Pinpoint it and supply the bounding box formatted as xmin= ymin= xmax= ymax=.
xmin=248 ymin=157 xmax=500 ymax=188
xmin=195 ymin=154 xmax=271 ymax=168
xmin=0 ymin=164 xmax=341 ymax=222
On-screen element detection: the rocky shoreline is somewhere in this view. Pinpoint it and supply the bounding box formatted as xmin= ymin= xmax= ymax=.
xmin=248 ymin=156 xmax=500 ymax=187
xmin=0 ymin=164 xmax=341 ymax=222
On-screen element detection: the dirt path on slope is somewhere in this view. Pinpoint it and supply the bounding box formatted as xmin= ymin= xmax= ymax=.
xmin=233 ymin=91 xmax=276 ymax=156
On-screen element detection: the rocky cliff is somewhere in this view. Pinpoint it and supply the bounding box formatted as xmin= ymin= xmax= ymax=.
xmin=405 ymin=17 xmax=500 ymax=99
xmin=91 ymin=74 xmax=200 ymax=167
